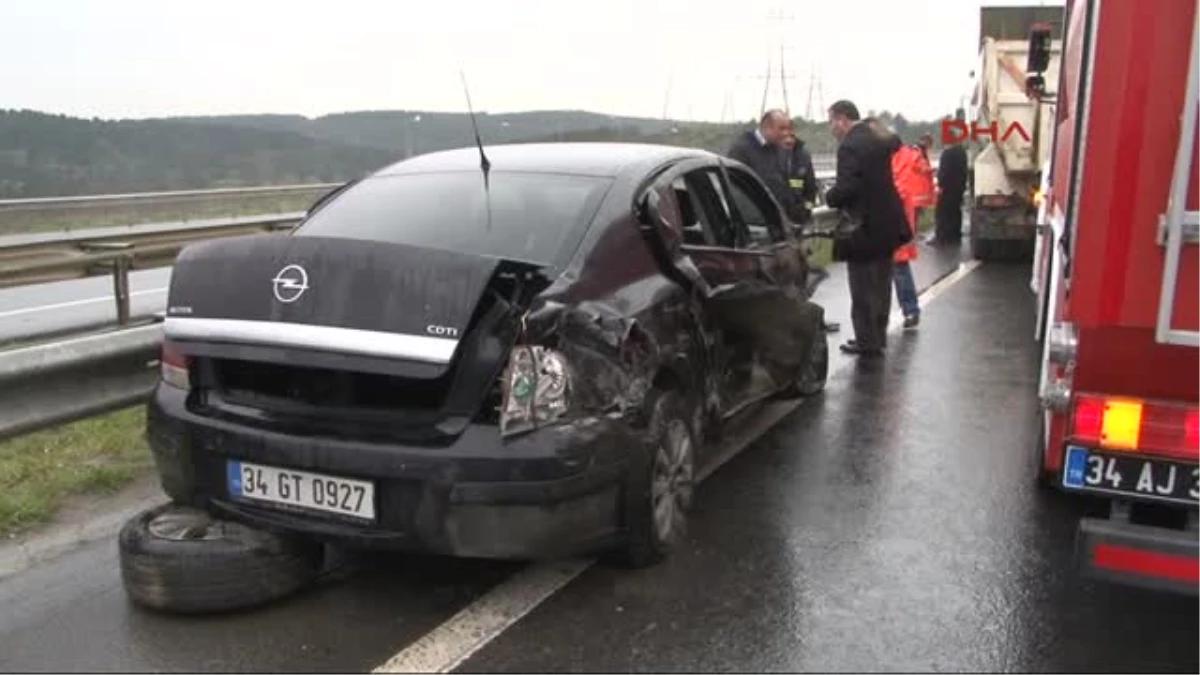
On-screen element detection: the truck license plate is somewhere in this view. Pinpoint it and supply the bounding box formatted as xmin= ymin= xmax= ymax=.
xmin=227 ymin=460 xmax=376 ymax=521
xmin=1062 ymin=446 xmax=1199 ymax=505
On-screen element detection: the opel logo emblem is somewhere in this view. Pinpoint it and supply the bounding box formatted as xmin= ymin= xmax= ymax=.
xmin=272 ymin=264 xmax=309 ymax=303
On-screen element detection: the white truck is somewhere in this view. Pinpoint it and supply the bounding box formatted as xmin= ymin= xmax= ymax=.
xmin=966 ymin=6 xmax=1063 ymax=261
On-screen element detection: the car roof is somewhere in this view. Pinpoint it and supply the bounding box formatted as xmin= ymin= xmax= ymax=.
xmin=374 ymin=142 xmax=714 ymax=179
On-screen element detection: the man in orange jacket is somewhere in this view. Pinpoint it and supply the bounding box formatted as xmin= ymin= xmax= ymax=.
xmin=890 ymin=137 xmax=933 ymax=329
xmin=911 ymin=134 xmax=936 ymax=226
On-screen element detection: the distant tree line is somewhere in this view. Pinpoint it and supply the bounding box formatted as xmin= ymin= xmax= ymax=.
xmin=0 ymin=108 xmax=946 ymax=198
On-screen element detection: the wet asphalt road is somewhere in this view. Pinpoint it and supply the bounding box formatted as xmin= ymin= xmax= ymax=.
xmin=0 ymin=268 xmax=170 ymax=344
xmin=0 ymin=248 xmax=1196 ymax=673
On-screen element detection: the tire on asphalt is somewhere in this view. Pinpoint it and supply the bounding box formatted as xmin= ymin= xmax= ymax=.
xmin=795 ymin=329 xmax=830 ymax=396
xmin=617 ymin=389 xmax=698 ymax=569
xmin=118 ymin=503 xmax=325 ymax=614
xmin=775 ymin=317 xmax=830 ymax=400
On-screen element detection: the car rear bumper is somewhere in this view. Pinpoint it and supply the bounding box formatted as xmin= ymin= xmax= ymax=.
xmin=146 ymin=385 xmax=642 ymax=560
xmin=1075 ymin=516 xmax=1199 ymax=596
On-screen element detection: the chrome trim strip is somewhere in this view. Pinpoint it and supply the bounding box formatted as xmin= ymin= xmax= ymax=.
xmin=163 ymin=317 xmax=459 ymax=365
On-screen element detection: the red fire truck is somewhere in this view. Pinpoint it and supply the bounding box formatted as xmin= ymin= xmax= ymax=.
xmin=1030 ymin=0 xmax=1198 ymax=595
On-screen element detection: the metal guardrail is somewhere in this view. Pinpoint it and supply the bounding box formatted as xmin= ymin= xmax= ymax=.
xmin=0 ymin=213 xmax=304 ymax=324
xmin=0 ymin=321 xmax=162 ymax=442
xmin=0 ymin=184 xmax=340 ymax=214
xmin=0 ymin=207 xmax=845 ymax=442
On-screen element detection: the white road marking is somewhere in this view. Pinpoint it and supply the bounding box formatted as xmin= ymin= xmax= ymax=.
xmin=0 ymin=287 xmax=167 ymax=319
xmin=371 ymin=260 xmax=985 ymax=674
xmin=371 ymin=560 xmax=593 ymax=674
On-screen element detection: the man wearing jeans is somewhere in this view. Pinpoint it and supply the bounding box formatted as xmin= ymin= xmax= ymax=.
xmin=887 ymin=135 xmax=932 ymax=329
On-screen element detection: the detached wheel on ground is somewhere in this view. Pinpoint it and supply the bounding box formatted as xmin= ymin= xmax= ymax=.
xmin=118 ymin=503 xmax=325 ymax=614
xmin=618 ymin=390 xmax=698 ymax=568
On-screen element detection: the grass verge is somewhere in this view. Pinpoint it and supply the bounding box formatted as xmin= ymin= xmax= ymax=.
xmin=0 ymin=406 xmax=152 ymax=537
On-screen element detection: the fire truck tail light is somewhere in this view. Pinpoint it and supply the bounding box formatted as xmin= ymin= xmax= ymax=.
xmin=1072 ymin=396 xmax=1105 ymax=440
xmin=1186 ymin=412 xmax=1200 ymax=451
xmin=1070 ymin=394 xmax=1199 ymax=460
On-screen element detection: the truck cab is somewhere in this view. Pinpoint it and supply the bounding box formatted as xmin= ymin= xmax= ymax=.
xmin=1033 ymin=0 xmax=1199 ymax=595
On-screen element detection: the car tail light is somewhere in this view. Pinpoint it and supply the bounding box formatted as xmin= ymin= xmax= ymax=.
xmin=1070 ymin=393 xmax=1199 ymax=460
xmin=499 ymin=346 xmax=571 ymax=436
xmin=160 ymin=340 xmax=191 ymax=390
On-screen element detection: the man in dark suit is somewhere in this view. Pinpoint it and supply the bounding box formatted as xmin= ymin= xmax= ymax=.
xmin=727 ymin=109 xmax=792 ymax=208
xmin=824 ymin=101 xmax=912 ymax=356
xmin=933 ymin=126 xmax=968 ymax=244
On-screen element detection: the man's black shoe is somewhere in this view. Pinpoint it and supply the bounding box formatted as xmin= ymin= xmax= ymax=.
xmin=839 ymin=341 xmax=883 ymax=356
xmin=903 ymin=315 xmax=919 ymax=329
xmin=823 ymin=321 xmax=841 ymax=333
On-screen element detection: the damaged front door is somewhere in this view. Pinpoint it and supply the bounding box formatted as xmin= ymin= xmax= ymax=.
xmin=640 ymin=158 xmax=819 ymax=418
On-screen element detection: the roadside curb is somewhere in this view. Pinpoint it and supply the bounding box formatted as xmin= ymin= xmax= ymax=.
xmin=0 ymin=479 xmax=164 ymax=582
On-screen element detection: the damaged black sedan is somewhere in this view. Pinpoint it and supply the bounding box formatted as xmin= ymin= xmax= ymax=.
xmin=142 ymin=142 xmax=829 ymax=573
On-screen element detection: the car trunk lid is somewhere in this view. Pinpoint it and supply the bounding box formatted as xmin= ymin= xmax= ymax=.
xmin=164 ymin=234 xmax=536 ymax=443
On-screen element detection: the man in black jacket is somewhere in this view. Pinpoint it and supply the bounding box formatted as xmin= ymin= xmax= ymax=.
xmin=824 ymin=101 xmax=912 ymax=356
xmin=727 ymin=109 xmax=792 ymax=208
xmin=933 ymin=133 xmax=968 ymax=244
xmin=782 ymin=120 xmax=841 ymax=332
xmin=780 ymin=119 xmax=819 ymax=225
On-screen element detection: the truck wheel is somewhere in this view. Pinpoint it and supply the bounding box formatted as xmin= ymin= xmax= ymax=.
xmin=118 ymin=503 xmax=324 ymax=614
xmin=973 ymin=236 xmax=1035 ymax=262
xmin=618 ymin=390 xmax=697 ymax=568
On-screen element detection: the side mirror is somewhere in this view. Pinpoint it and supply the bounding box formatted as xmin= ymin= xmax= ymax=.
xmin=1027 ymin=23 xmax=1052 ymax=74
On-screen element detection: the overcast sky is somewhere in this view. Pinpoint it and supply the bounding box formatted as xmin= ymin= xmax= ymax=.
xmin=1 ymin=0 xmax=1063 ymax=123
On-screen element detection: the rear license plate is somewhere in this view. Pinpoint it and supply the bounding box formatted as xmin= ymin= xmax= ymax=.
xmin=1062 ymin=446 xmax=1199 ymax=505
xmin=227 ymin=460 xmax=376 ymax=521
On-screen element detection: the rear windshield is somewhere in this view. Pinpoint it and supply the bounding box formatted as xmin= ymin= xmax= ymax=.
xmin=295 ymin=171 xmax=613 ymax=267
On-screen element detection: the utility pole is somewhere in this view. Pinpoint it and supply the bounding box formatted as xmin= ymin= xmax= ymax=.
xmin=662 ymin=71 xmax=674 ymax=121
xmin=760 ymin=55 xmax=772 ymax=117
xmin=764 ymin=5 xmax=798 ymax=115
xmin=804 ymin=62 xmax=826 ymax=121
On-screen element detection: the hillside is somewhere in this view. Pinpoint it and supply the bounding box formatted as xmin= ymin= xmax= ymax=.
xmin=0 ymin=110 xmax=396 ymax=197
xmin=0 ymin=108 xmax=943 ymax=198
xmin=170 ymin=109 xmax=941 ymax=157
xmin=166 ymin=110 xmax=684 ymax=154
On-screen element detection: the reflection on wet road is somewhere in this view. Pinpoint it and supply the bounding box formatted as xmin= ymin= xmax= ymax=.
xmin=0 ymin=257 xmax=1195 ymax=673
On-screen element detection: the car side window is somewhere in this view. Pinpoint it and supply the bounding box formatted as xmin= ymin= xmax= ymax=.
xmin=685 ymin=171 xmax=740 ymax=248
xmin=681 ymin=170 xmax=734 ymax=247
xmin=725 ymin=170 xmax=786 ymax=246
xmin=672 ymin=176 xmax=720 ymax=247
